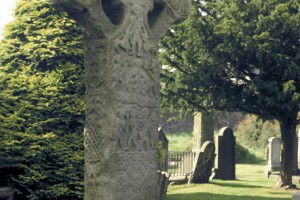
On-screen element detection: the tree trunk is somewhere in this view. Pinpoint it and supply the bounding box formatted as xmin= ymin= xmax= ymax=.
xmin=276 ymin=113 xmax=297 ymax=188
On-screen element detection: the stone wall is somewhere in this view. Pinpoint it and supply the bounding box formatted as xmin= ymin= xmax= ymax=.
xmin=159 ymin=112 xmax=193 ymax=133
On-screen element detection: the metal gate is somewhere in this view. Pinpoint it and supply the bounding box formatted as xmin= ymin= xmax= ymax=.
xmin=167 ymin=151 xmax=195 ymax=176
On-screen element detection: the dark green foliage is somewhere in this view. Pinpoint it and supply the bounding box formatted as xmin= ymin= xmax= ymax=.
xmin=160 ymin=0 xmax=300 ymax=118
xmin=0 ymin=0 xmax=85 ymax=198
xmin=160 ymin=0 xmax=300 ymax=186
xmin=235 ymin=143 xmax=261 ymax=164
xmin=235 ymin=115 xmax=280 ymax=150
xmin=0 ymin=0 xmax=84 ymax=135
xmin=0 ymin=132 xmax=84 ymax=200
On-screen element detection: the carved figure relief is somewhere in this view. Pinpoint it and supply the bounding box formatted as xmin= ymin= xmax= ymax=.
xmin=113 ymin=105 xmax=159 ymax=151
xmin=50 ymin=0 xmax=190 ymax=199
xmin=117 ymin=8 xmax=150 ymax=56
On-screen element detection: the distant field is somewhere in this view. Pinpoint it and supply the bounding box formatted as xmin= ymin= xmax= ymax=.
xmin=166 ymin=132 xmax=193 ymax=151
xmin=166 ymin=131 xmax=265 ymax=163
xmin=167 ymin=164 xmax=298 ymax=200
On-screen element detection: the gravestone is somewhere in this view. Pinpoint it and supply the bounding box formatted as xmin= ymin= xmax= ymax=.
xmin=49 ymin=0 xmax=190 ymax=199
xmin=265 ymin=137 xmax=281 ymax=177
xmin=189 ymin=141 xmax=216 ymax=183
xmin=297 ymin=128 xmax=300 ymax=170
xmin=293 ymin=192 xmax=300 ymax=200
xmin=192 ymin=112 xmax=214 ymax=152
xmin=215 ymin=127 xmax=236 ymax=180
xmin=158 ymin=172 xmax=171 ymax=200
xmin=158 ymin=127 xmax=169 ymax=171
xmin=293 ymin=129 xmax=298 ymax=174
xmin=0 ymin=187 xmax=14 ymax=200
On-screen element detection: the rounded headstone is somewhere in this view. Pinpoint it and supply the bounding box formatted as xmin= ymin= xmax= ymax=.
xmin=216 ymin=127 xmax=235 ymax=180
xmin=218 ymin=127 xmax=234 ymax=137
xmin=268 ymin=137 xmax=280 ymax=143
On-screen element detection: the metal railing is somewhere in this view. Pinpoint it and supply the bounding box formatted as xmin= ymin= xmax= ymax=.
xmin=167 ymin=151 xmax=196 ymax=176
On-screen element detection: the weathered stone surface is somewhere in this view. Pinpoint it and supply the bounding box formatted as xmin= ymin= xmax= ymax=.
xmin=293 ymin=129 xmax=298 ymax=173
xmin=49 ymin=0 xmax=190 ymax=199
xmin=189 ymin=141 xmax=215 ymax=183
xmin=158 ymin=172 xmax=171 ymax=200
xmin=265 ymin=137 xmax=281 ymax=177
xmin=192 ymin=112 xmax=214 ymax=151
xmin=0 ymin=187 xmax=14 ymax=200
xmin=293 ymin=192 xmax=300 ymax=200
xmin=158 ymin=127 xmax=168 ymax=151
xmin=297 ymin=128 xmax=300 ymax=171
xmin=158 ymin=127 xmax=169 ymax=171
xmin=215 ymin=127 xmax=236 ymax=180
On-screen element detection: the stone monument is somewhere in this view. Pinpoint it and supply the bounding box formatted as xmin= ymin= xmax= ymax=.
xmin=215 ymin=127 xmax=236 ymax=180
xmin=293 ymin=129 xmax=298 ymax=174
xmin=189 ymin=141 xmax=216 ymax=183
xmin=158 ymin=171 xmax=171 ymax=200
xmin=0 ymin=187 xmax=14 ymax=200
xmin=293 ymin=192 xmax=300 ymax=200
xmin=297 ymin=128 xmax=300 ymax=171
xmin=265 ymin=137 xmax=281 ymax=177
xmin=49 ymin=0 xmax=190 ymax=199
xmin=158 ymin=127 xmax=169 ymax=172
xmin=192 ymin=112 xmax=214 ymax=152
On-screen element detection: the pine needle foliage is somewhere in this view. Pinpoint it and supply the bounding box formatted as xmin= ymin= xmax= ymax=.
xmin=0 ymin=0 xmax=85 ymax=199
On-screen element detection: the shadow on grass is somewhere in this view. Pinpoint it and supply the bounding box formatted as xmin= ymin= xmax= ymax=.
xmin=167 ymin=192 xmax=289 ymax=200
xmin=236 ymin=143 xmax=265 ymax=164
xmin=210 ymin=181 xmax=268 ymax=189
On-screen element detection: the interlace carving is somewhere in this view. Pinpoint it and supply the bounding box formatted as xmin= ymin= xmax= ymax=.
xmin=50 ymin=0 xmax=190 ymax=199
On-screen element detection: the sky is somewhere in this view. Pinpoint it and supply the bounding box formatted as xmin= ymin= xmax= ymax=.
xmin=0 ymin=0 xmax=18 ymax=40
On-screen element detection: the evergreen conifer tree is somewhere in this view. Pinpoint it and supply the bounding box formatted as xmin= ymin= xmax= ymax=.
xmin=0 ymin=0 xmax=85 ymax=198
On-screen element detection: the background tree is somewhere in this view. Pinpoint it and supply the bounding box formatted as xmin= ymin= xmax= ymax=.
xmin=160 ymin=0 xmax=300 ymax=188
xmin=0 ymin=0 xmax=85 ymax=199
xmin=235 ymin=115 xmax=280 ymax=153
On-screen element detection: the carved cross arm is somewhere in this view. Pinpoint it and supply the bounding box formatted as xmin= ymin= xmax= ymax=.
xmin=160 ymin=0 xmax=191 ymax=22
xmin=49 ymin=0 xmax=118 ymax=38
xmin=150 ymin=0 xmax=191 ymax=41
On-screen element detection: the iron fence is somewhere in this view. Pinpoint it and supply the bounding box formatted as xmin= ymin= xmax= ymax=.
xmin=167 ymin=151 xmax=196 ymax=176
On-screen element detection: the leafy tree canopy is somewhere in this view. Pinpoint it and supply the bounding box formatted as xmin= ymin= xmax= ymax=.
xmin=160 ymin=0 xmax=300 ymax=187
xmin=161 ymin=0 xmax=300 ymax=121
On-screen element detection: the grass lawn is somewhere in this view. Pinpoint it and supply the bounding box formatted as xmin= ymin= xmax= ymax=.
xmin=167 ymin=164 xmax=300 ymax=200
xmin=166 ymin=132 xmax=193 ymax=151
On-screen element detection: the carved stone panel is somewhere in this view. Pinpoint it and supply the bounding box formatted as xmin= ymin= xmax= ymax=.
xmin=50 ymin=0 xmax=191 ymax=199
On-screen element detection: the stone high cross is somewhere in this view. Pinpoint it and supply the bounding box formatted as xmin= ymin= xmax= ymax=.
xmin=50 ymin=0 xmax=190 ymax=199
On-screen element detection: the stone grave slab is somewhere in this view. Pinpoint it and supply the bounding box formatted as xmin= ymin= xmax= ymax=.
xmin=189 ymin=141 xmax=216 ymax=183
xmin=215 ymin=127 xmax=236 ymax=180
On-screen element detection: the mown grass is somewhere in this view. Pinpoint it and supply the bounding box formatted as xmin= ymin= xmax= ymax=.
xmin=166 ymin=131 xmax=265 ymax=163
xmin=167 ymin=164 xmax=299 ymax=200
xmin=165 ymin=131 xmax=296 ymax=199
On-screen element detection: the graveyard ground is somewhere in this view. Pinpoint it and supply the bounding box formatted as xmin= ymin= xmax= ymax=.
xmin=166 ymin=163 xmax=299 ymax=200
